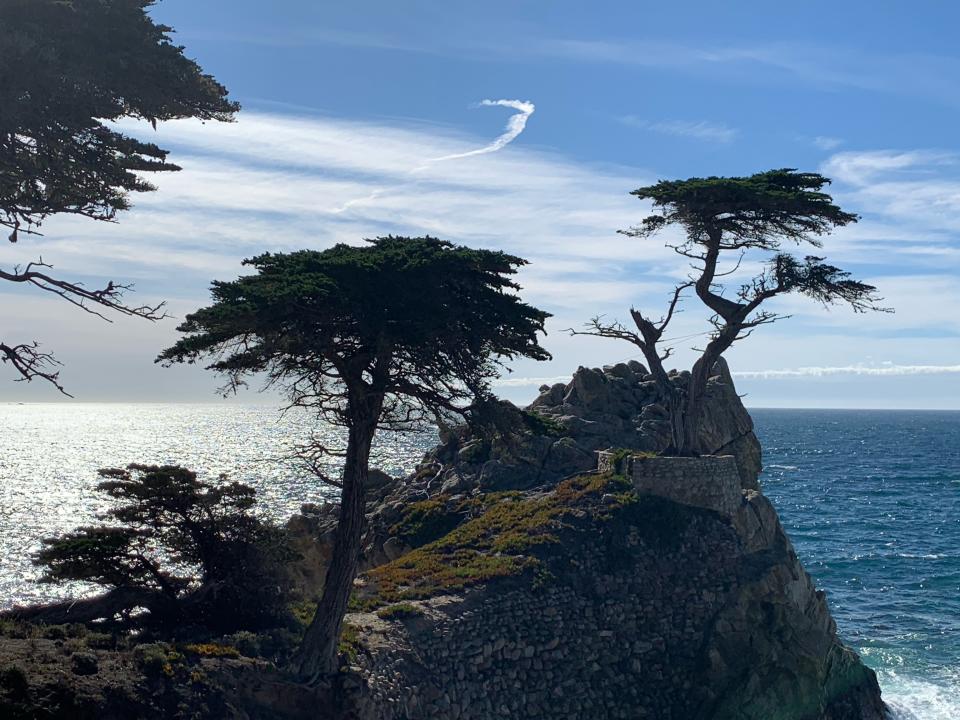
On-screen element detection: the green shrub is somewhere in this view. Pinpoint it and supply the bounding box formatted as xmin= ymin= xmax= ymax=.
xmin=521 ymin=410 xmax=568 ymax=437
xmin=338 ymin=623 xmax=362 ymax=663
xmin=180 ymin=642 xmax=240 ymax=659
xmin=361 ymin=473 xmax=636 ymax=608
xmin=133 ymin=642 xmax=184 ymax=678
xmin=389 ymin=495 xmax=464 ymax=547
xmin=223 ymin=630 xmax=261 ymax=657
xmin=0 ymin=665 xmax=29 ymax=699
xmin=375 ymin=603 xmax=423 ymax=620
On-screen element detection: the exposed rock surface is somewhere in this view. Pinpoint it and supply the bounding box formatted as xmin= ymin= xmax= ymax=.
xmin=286 ymin=362 xmax=885 ymax=719
xmin=343 ymin=473 xmax=885 ymax=720
xmin=287 ymin=358 xmax=762 ymax=594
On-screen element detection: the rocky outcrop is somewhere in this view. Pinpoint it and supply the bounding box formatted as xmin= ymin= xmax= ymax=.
xmin=342 ymin=463 xmax=885 ymax=720
xmin=286 ymin=363 xmax=884 ymax=719
xmin=286 ymin=358 xmax=763 ymax=595
xmin=525 ymin=357 xmax=761 ymax=491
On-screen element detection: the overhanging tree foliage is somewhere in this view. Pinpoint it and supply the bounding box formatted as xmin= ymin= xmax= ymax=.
xmin=158 ymin=236 xmax=551 ymax=681
xmin=575 ymin=169 xmax=888 ymax=454
xmin=0 ymin=0 xmax=238 ymax=392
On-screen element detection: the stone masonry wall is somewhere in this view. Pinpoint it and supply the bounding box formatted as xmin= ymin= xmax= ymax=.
xmin=598 ymin=453 xmax=744 ymax=517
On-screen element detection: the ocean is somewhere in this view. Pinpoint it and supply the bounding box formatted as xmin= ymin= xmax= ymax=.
xmin=0 ymin=403 xmax=957 ymax=718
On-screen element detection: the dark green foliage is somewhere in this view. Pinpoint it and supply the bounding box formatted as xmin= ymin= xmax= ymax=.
xmin=34 ymin=465 xmax=295 ymax=632
xmin=0 ymin=666 xmax=28 ymax=701
xmin=158 ymin=236 xmax=551 ymax=422
xmin=389 ymin=496 xmax=465 ymax=548
xmin=0 ymin=0 xmax=238 ymax=239
xmin=375 ymin=603 xmax=423 ymax=621
xmin=521 ymin=410 xmax=568 ymax=437
xmin=625 ymin=169 xmax=859 ymax=246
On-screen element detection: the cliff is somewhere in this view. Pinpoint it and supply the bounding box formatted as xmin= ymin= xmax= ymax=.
xmin=289 ymin=360 xmax=886 ymax=720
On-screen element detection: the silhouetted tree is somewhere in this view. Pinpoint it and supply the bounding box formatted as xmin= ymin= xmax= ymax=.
xmin=21 ymin=464 xmax=292 ymax=632
xmin=0 ymin=0 xmax=238 ymax=393
xmin=158 ymin=236 xmax=551 ymax=681
xmin=575 ymin=169 xmax=888 ymax=454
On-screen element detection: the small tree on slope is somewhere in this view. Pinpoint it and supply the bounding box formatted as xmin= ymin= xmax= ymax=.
xmin=29 ymin=464 xmax=292 ymax=632
xmin=574 ymin=169 xmax=889 ymax=455
xmin=158 ymin=236 xmax=551 ymax=681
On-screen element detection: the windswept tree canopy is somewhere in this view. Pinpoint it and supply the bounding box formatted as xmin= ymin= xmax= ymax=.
xmin=0 ymin=0 xmax=239 ymax=240
xmin=159 ymin=236 xmax=552 ymax=428
xmin=161 ymin=236 xmax=551 ymax=679
xmin=625 ymin=169 xmax=859 ymax=249
xmin=577 ymin=169 xmax=887 ymax=454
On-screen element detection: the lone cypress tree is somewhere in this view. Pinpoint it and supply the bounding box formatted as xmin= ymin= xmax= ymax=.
xmin=576 ymin=169 xmax=888 ymax=454
xmin=158 ymin=236 xmax=551 ymax=680
xmin=0 ymin=0 xmax=238 ymax=392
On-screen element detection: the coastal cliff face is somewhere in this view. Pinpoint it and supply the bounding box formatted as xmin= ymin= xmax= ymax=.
xmin=289 ymin=361 xmax=886 ymax=720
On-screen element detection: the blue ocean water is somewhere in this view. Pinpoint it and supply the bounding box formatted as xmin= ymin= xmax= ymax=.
xmin=0 ymin=404 xmax=956 ymax=717
xmin=753 ymin=409 xmax=960 ymax=720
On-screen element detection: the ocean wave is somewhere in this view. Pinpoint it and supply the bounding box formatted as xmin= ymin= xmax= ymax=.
xmin=882 ymin=672 xmax=960 ymax=720
xmin=764 ymin=464 xmax=799 ymax=470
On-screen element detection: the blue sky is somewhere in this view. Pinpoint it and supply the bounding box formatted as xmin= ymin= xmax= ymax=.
xmin=2 ymin=0 xmax=959 ymax=407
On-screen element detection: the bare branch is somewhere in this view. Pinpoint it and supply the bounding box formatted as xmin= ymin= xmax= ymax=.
xmin=0 ymin=341 xmax=72 ymax=396
xmin=1 ymin=259 xmax=168 ymax=323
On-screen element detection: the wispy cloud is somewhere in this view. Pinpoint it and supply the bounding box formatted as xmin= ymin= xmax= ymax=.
xmin=0 ymin=107 xmax=663 ymax=398
xmin=496 ymin=364 xmax=960 ymax=388
xmin=823 ymin=149 xmax=955 ymax=186
xmin=734 ymin=364 xmax=960 ymax=379
xmin=0 ymin=106 xmax=956 ymax=403
xmin=620 ymin=117 xmax=737 ymax=144
xmin=813 ymin=136 xmax=843 ymax=151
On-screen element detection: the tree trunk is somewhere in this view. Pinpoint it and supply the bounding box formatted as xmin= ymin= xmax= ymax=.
xmin=665 ymin=390 xmax=686 ymax=455
xmin=0 ymin=586 xmax=180 ymax=626
xmin=679 ymin=352 xmax=722 ymax=456
xmin=292 ymin=416 xmax=376 ymax=683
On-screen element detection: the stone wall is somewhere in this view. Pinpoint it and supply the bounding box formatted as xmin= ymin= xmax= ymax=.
xmin=598 ymin=453 xmax=743 ymax=517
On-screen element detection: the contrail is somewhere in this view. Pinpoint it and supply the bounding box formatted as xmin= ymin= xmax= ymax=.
xmin=431 ymin=99 xmax=535 ymax=162
xmin=330 ymin=99 xmax=535 ymax=214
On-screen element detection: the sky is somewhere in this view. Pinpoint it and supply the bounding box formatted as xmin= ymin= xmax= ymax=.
xmin=2 ymin=0 xmax=959 ymax=408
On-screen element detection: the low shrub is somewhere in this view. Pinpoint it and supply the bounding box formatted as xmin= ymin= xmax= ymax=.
xmin=375 ymin=603 xmax=423 ymax=620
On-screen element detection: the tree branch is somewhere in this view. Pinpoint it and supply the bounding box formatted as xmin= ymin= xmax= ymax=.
xmin=1 ymin=258 xmax=168 ymax=322
xmin=0 ymin=341 xmax=71 ymax=396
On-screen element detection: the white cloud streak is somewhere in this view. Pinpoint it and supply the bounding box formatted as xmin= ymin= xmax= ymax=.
xmin=734 ymin=364 xmax=960 ymax=379
xmin=498 ymin=364 xmax=960 ymax=389
xmin=494 ymin=375 xmax=572 ymax=388
xmin=813 ymin=136 xmax=843 ymax=151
